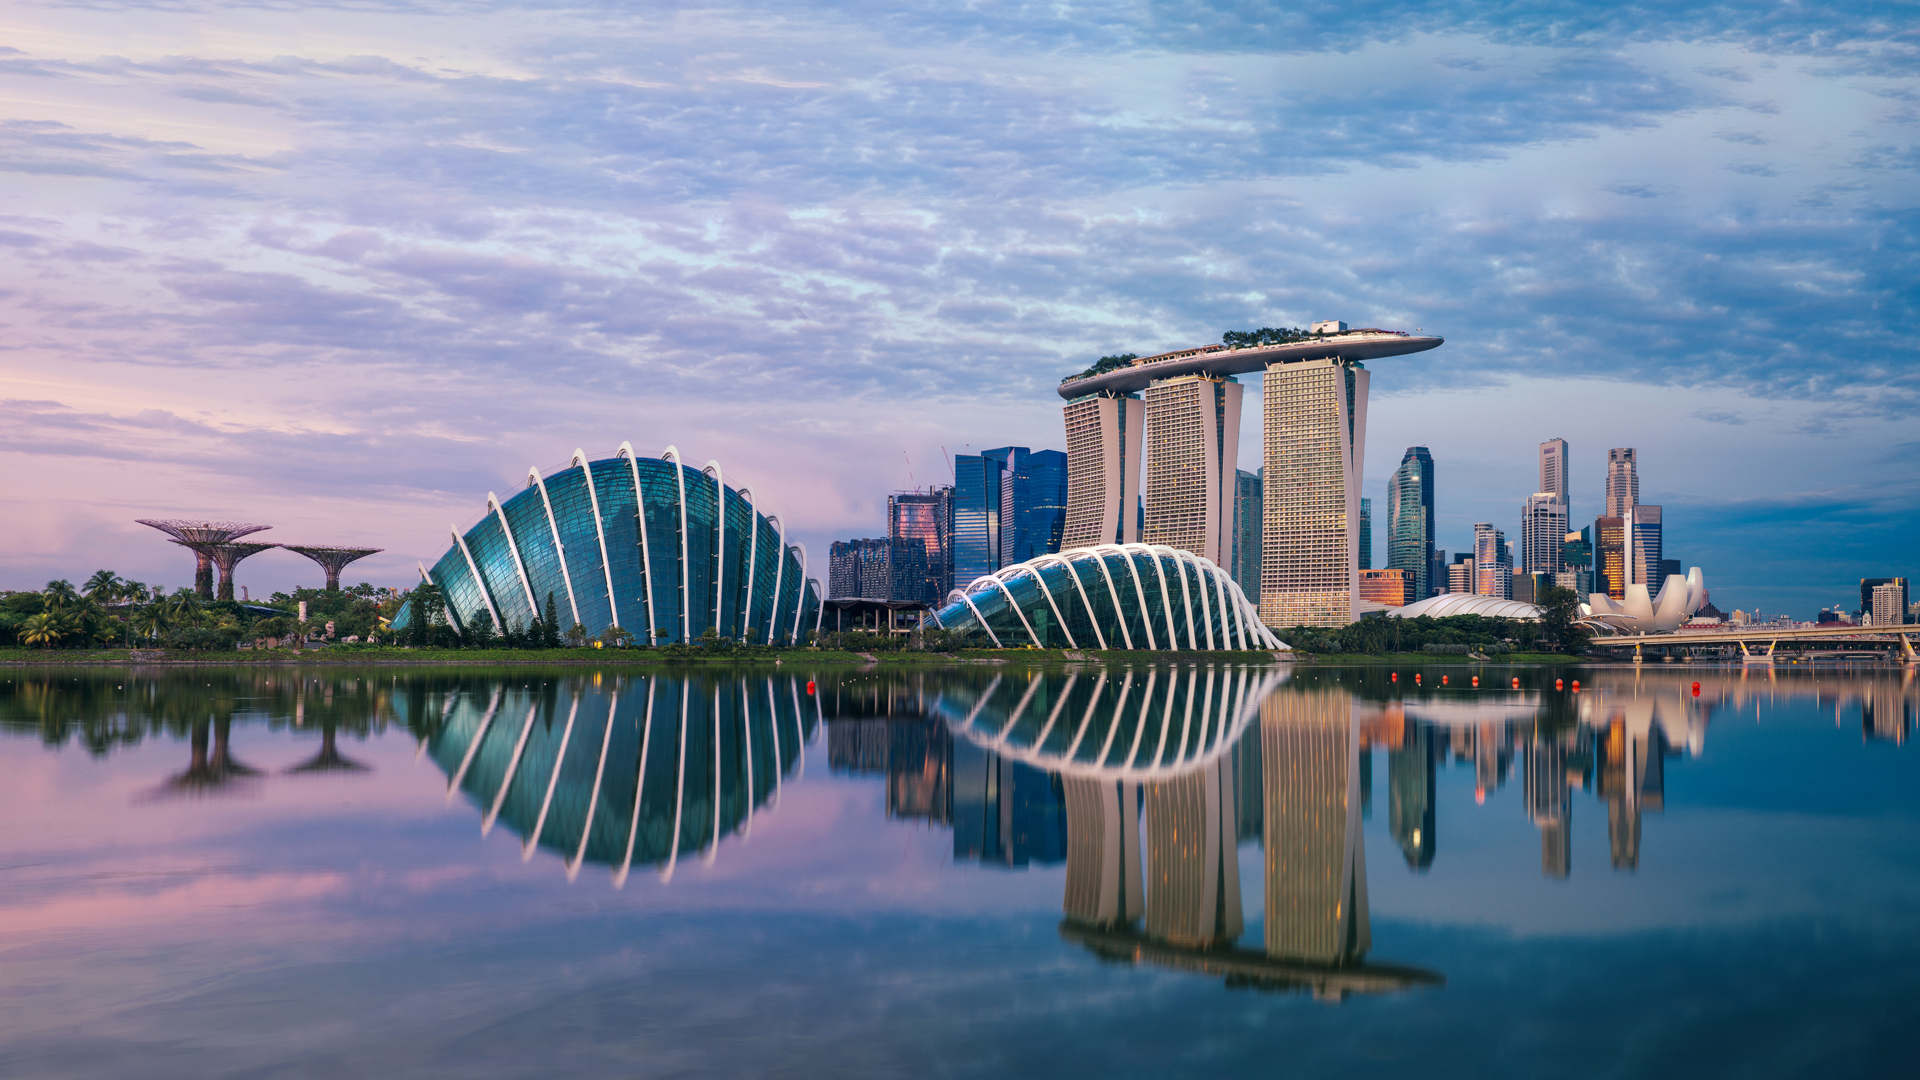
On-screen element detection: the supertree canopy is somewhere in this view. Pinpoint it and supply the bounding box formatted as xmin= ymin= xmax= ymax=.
xmin=136 ymin=520 xmax=272 ymax=599
xmin=281 ymin=546 xmax=384 ymax=592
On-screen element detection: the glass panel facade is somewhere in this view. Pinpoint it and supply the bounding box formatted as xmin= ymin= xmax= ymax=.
xmin=423 ymin=452 xmax=823 ymax=647
xmin=501 ymin=489 xmax=568 ymax=626
xmin=545 ymin=467 xmax=612 ymax=632
xmin=590 ymin=459 xmax=646 ymax=634
xmin=466 ymin=513 xmax=535 ymax=628
xmin=929 ymin=545 xmax=1275 ymax=652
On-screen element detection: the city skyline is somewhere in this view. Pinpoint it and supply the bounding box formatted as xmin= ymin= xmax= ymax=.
xmin=1 ymin=3 xmax=1914 ymax=620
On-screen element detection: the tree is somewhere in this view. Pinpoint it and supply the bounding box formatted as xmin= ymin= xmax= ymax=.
xmin=599 ymin=625 xmax=633 ymax=648
xmin=542 ymin=593 xmax=562 ymax=649
xmin=19 ymin=612 xmax=62 ymax=649
xmin=564 ymin=622 xmax=588 ymax=648
xmin=1536 ymin=586 xmax=1590 ymax=654
xmin=408 ymin=583 xmax=445 ymax=647
xmin=132 ymin=603 xmax=167 ymax=644
xmin=43 ymin=579 xmax=79 ymax=610
xmin=83 ymin=570 xmax=121 ymax=601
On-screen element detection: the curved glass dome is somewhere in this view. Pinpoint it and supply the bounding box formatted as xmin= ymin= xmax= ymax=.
xmin=1387 ymin=593 xmax=1544 ymax=620
xmin=403 ymin=444 xmax=821 ymax=644
xmin=929 ymin=544 xmax=1285 ymax=651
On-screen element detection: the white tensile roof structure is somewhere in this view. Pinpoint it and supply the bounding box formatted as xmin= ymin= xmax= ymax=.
xmin=1387 ymin=593 xmax=1545 ymax=620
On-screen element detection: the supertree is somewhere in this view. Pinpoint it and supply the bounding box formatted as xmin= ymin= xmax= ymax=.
xmin=135 ymin=520 xmax=271 ymax=599
xmin=206 ymin=542 xmax=279 ymax=602
xmin=281 ymin=546 xmax=384 ymax=591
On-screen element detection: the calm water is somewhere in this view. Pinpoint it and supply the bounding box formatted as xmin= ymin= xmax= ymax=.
xmin=2 ymin=663 xmax=1916 ymax=1079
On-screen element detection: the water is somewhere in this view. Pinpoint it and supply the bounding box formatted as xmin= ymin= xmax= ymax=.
xmin=2 ymin=663 xmax=1916 ymax=1078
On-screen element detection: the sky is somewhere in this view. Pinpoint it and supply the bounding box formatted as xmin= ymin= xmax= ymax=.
xmin=0 ymin=0 xmax=1914 ymax=617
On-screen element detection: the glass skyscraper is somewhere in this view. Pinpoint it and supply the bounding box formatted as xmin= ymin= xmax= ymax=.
xmin=1231 ymin=468 xmax=1262 ymax=599
xmin=1358 ymin=497 xmax=1372 ymax=570
xmin=1001 ymin=449 xmax=1068 ymax=567
xmin=889 ymin=487 xmax=952 ymax=603
xmin=1387 ymin=446 xmax=1435 ymax=601
xmin=951 ymin=450 xmax=1009 ymax=585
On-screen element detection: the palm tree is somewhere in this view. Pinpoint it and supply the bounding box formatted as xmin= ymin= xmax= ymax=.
xmin=132 ymin=604 xmax=167 ymax=645
xmin=83 ymin=570 xmax=121 ymax=601
xmin=43 ymin=580 xmax=79 ymax=610
xmin=19 ymin=613 xmax=62 ymax=649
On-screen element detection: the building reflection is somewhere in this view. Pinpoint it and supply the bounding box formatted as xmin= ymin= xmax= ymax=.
xmin=420 ymin=674 xmax=818 ymax=883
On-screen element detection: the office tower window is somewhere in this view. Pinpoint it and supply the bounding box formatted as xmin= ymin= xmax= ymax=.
xmin=1263 ymin=359 xmax=1369 ymax=627
xmin=1387 ymin=447 xmax=1435 ymax=602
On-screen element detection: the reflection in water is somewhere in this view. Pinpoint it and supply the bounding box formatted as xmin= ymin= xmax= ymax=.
xmin=421 ymin=674 xmax=820 ymax=883
xmin=924 ymin=668 xmax=1436 ymax=997
xmin=5 ymin=662 xmax=1916 ymax=1008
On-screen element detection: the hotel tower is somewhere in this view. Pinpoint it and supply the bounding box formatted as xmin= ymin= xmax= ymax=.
xmin=1057 ymin=326 xmax=1440 ymax=630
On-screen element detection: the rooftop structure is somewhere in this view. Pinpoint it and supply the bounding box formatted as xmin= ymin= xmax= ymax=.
xmin=1057 ymin=330 xmax=1443 ymax=400
xmin=282 ymin=545 xmax=384 ymax=591
xmin=136 ymin=519 xmax=272 ymax=599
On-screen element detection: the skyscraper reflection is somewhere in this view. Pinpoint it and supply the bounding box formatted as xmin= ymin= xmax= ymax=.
xmin=1389 ymin=719 xmax=1435 ymax=869
xmin=1262 ymin=688 xmax=1370 ymax=965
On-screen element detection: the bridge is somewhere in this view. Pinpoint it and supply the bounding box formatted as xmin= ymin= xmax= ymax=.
xmin=1589 ymin=622 xmax=1918 ymax=662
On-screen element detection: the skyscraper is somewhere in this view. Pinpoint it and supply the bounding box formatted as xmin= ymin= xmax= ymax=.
xmin=1262 ymin=359 xmax=1369 ymax=627
xmin=1473 ymin=523 xmax=1512 ymax=599
xmin=1539 ymin=438 xmax=1570 ymax=505
xmin=1231 ymin=468 xmax=1262 ymax=599
xmin=1387 ymin=446 xmax=1435 ymax=601
xmin=1358 ymin=497 xmax=1372 ymax=570
xmin=1860 ymin=577 xmax=1909 ymax=622
xmin=1595 ymin=516 xmax=1626 ymax=600
xmin=1521 ymin=492 xmax=1569 ymax=574
xmin=1606 ymin=448 xmax=1638 ymax=518
xmin=1000 ymin=448 xmax=1068 ymax=566
xmin=1629 ymin=504 xmax=1663 ymax=590
xmin=889 ymin=487 xmax=952 ymax=603
xmin=1062 ymin=393 xmax=1145 ymax=549
xmin=951 ymin=451 xmax=1006 ymax=584
xmin=1143 ymin=375 xmax=1242 ymax=565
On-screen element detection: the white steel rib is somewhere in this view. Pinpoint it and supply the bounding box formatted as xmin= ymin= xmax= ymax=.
xmin=574 ymin=449 xmax=621 ymax=634
xmin=619 ymin=443 xmax=660 ymax=645
xmin=661 ymin=687 xmax=688 ymax=883
xmin=662 ymin=446 xmax=691 ymax=642
xmin=529 ymin=465 xmax=582 ymax=628
xmin=705 ymin=461 xmax=725 ymax=637
xmin=1048 ymin=554 xmax=1108 ymax=650
xmin=767 ymin=516 xmax=787 ymax=645
xmin=453 ymin=526 xmax=503 ymax=631
xmin=739 ymin=491 xmax=758 ymax=641
xmin=488 ymin=493 xmax=540 ymax=621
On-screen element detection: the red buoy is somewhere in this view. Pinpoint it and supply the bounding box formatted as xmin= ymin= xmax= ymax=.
xmin=1512 ymin=677 xmax=1520 ymax=689
xmin=1471 ymin=675 xmax=1479 ymax=687
xmin=806 ymin=680 xmax=816 ymax=695
xmin=1555 ymin=679 xmax=1564 ymax=690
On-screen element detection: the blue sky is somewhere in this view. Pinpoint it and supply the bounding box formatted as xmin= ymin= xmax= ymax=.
xmin=0 ymin=0 xmax=1914 ymax=615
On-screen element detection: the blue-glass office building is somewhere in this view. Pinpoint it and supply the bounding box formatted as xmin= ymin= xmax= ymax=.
xmin=402 ymin=444 xmax=820 ymax=644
